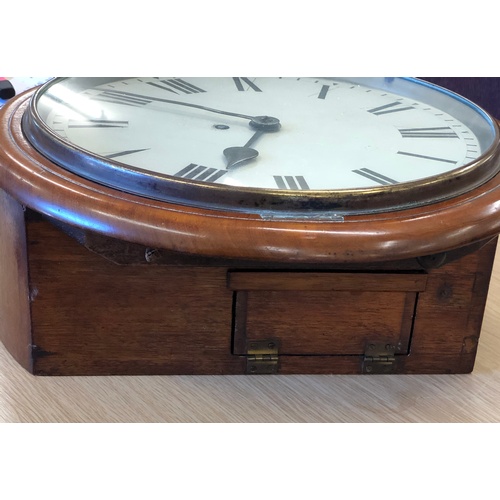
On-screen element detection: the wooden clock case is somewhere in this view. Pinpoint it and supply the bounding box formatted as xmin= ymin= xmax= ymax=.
xmin=1 ymin=82 xmax=500 ymax=376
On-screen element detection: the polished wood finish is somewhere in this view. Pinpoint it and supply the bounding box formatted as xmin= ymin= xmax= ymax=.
xmin=230 ymin=271 xmax=426 ymax=357
xmin=3 ymin=250 xmax=500 ymax=423
xmin=2 ymin=91 xmax=500 ymax=264
xmin=0 ymin=190 xmax=32 ymax=371
xmin=0 ymin=203 xmax=494 ymax=376
xmin=1 ymin=83 xmax=499 ymax=377
xmin=25 ymin=216 xmax=238 ymax=376
xmin=232 ymin=289 xmax=417 ymax=355
xmin=228 ymin=271 xmax=428 ymax=291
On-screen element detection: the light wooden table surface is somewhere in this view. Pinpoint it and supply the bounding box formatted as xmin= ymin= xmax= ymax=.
xmin=2 ymin=248 xmax=500 ymax=423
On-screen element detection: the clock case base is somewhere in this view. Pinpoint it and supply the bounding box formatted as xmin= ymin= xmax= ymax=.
xmin=0 ymin=190 xmax=496 ymax=376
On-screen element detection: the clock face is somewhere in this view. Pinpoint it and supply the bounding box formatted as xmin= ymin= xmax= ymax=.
xmin=23 ymin=77 xmax=500 ymax=215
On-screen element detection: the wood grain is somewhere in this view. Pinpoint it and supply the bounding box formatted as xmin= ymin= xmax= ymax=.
xmin=2 ymin=78 xmax=500 ymax=422
xmin=233 ymin=289 xmax=416 ymax=354
xmin=227 ymin=272 xmax=428 ymax=291
xmin=26 ymin=219 xmax=240 ymax=376
xmin=0 ymin=190 xmax=32 ymax=371
xmin=2 ymin=92 xmax=500 ymax=263
xmin=5 ymin=214 xmax=492 ymax=376
xmin=2 ymin=242 xmax=500 ymax=422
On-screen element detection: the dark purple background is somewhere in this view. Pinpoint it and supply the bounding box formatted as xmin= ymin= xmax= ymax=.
xmin=421 ymin=78 xmax=500 ymax=119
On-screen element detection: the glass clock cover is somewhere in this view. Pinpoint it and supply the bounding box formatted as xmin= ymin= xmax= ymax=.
xmin=22 ymin=77 xmax=500 ymax=215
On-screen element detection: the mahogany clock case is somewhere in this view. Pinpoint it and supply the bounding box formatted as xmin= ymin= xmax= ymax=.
xmin=0 ymin=77 xmax=500 ymax=376
xmin=0 ymin=195 xmax=496 ymax=376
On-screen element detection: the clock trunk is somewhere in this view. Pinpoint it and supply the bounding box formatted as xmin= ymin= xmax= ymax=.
xmin=0 ymin=190 xmax=495 ymax=376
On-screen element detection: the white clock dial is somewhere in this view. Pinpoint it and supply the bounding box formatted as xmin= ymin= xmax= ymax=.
xmin=25 ymin=77 xmax=499 ymax=214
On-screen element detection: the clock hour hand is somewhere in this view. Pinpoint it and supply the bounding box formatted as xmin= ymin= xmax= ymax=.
xmin=224 ymin=130 xmax=264 ymax=170
xmin=224 ymin=117 xmax=282 ymax=169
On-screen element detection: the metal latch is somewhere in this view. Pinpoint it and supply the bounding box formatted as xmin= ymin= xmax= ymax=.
xmin=363 ymin=342 xmax=397 ymax=374
xmin=246 ymin=340 xmax=280 ymax=374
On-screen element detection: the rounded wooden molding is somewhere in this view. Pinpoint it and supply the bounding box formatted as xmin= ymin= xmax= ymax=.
xmin=2 ymin=90 xmax=500 ymax=263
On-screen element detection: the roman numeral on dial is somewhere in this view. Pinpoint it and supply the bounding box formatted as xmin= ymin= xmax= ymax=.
xmin=91 ymin=79 xmax=206 ymax=106
xmin=352 ymin=168 xmax=397 ymax=185
xmin=175 ymin=163 xmax=227 ymax=182
xmin=68 ymin=119 xmax=128 ymax=128
xmin=398 ymin=127 xmax=459 ymax=138
xmin=397 ymin=151 xmax=457 ymax=164
xmin=368 ymin=101 xmax=415 ymax=115
xmin=274 ymin=176 xmax=310 ymax=190
xmin=105 ymin=149 xmax=149 ymax=159
xmin=148 ymin=78 xmax=206 ymax=95
xmin=233 ymin=77 xmax=262 ymax=92
xmin=317 ymin=85 xmax=330 ymax=99
xmin=92 ymin=91 xmax=151 ymax=107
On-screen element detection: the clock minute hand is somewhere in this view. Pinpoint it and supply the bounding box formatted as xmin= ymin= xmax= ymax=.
xmin=101 ymin=90 xmax=281 ymax=170
xmin=101 ymin=90 xmax=281 ymax=130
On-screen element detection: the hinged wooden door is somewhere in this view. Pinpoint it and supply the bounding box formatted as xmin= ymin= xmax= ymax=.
xmin=229 ymin=271 xmax=428 ymax=372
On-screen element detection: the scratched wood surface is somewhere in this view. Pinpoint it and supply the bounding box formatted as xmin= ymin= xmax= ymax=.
xmin=1 ymin=245 xmax=500 ymax=423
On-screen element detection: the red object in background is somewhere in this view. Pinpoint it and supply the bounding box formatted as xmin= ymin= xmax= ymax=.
xmin=0 ymin=78 xmax=15 ymax=99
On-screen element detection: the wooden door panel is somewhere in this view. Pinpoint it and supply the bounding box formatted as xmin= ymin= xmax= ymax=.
xmin=230 ymin=272 xmax=427 ymax=356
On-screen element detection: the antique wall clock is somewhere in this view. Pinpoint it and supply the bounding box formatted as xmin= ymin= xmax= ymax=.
xmin=1 ymin=77 xmax=500 ymax=376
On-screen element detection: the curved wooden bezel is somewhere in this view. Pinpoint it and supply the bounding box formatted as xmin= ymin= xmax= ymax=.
xmin=2 ymin=90 xmax=500 ymax=263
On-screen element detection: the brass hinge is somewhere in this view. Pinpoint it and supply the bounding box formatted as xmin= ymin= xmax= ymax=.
xmin=363 ymin=342 xmax=397 ymax=374
xmin=246 ymin=339 xmax=280 ymax=374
